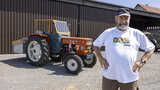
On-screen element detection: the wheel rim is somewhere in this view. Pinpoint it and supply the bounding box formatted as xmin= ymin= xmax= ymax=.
xmin=67 ymin=59 xmax=78 ymax=71
xmin=27 ymin=41 xmax=42 ymax=62
xmin=84 ymin=59 xmax=93 ymax=64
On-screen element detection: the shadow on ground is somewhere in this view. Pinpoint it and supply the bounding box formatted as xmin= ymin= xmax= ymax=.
xmin=0 ymin=57 xmax=77 ymax=76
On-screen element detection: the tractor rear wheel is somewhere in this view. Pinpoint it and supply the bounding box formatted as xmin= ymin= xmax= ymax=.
xmin=64 ymin=55 xmax=83 ymax=74
xmin=26 ymin=36 xmax=49 ymax=66
xmin=152 ymin=42 xmax=158 ymax=52
xmin=83 ymin=53 xmax=97 ymax=67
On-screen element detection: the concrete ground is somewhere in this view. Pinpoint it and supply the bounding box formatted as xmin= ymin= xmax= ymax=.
xmin=0 ymin=51 xmax=160 ymax=90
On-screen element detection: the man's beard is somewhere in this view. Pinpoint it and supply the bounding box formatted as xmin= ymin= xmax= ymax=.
xmin=117 ymin=24 xmax=129 ymax=31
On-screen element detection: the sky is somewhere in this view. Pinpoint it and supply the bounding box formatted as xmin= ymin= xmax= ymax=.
xmin=95 ymin=0 xmax=160 ymax=9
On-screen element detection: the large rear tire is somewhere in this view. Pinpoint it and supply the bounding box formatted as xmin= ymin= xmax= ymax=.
xmin=83 ymin=53 xmax=97 ymax=67
xmin=26 ymin=36 xmax=49 ymax=66
xmin=64 ymin=55 xmax=83 ymax=74
xmin=150 ymin=39 xmax=159 ymax=52
xmin=152 ymin=42 xmax=159 ymax=52
xmin=155 ymin=48 xmax=159 ymax=52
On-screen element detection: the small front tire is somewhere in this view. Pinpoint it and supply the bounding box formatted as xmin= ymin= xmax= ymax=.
xmin=83 ymin=53 xmax=97 ymax=67
xmin=64 ymin=55 xmax=83 ymax=74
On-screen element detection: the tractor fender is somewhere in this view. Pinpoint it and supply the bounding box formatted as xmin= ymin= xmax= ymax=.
xmin=28 ymin=34 xmax=50 ymax=43
xmin=61 ymin=52 xmax=76 ymax=63
xmin=29 ymin=34 xmax=49 ymax=40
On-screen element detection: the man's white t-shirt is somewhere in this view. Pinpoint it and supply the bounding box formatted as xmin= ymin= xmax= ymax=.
xmin=93 ymin=27 xmax=155 ymax=83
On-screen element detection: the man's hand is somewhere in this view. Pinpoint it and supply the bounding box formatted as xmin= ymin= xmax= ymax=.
xmin=93 ymin=46 xmax=109 ymax=69
xmin=133 ymin=48 xmax=154 ymax=72
xmin=99 ymin=57 xmax=109 ymax=69
xmin=132 ymin=60 xmax=144 ymax=72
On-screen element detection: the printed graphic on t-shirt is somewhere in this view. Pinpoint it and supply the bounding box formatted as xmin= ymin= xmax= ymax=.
xmin=113 ymin=37 xmax=131 ymax=46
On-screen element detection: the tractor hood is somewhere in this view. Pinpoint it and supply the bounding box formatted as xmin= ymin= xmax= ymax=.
xmin=61 ymin=37 xmax=93 ymax=45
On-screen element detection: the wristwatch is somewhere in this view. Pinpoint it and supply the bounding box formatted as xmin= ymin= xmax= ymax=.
xmin=141 ymin=59 xmax=147 ymax=64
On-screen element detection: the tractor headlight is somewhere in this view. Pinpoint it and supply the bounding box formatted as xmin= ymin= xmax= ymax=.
xmin=80 ymin=46 xmax=84 ymax=50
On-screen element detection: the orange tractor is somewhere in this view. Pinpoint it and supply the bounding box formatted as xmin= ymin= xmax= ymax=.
xmin=12 ymin=19 xmax=97 ymax=74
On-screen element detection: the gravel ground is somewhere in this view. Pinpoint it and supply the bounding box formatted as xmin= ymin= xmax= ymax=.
xmin=0 ymin=51 xmax=160 ymax=90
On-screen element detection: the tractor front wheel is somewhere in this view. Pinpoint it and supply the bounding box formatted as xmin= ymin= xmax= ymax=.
xmin=64 ymin=55 xmax=83 ymax=74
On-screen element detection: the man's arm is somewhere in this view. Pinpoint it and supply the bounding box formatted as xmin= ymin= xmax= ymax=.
xmin=133 ymin=48 xmax=155 ymax=72
xmin=141 ymin=48 xmax=155 ymax=62
xmin=93 ymin=46 xmax=109 ymax=69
